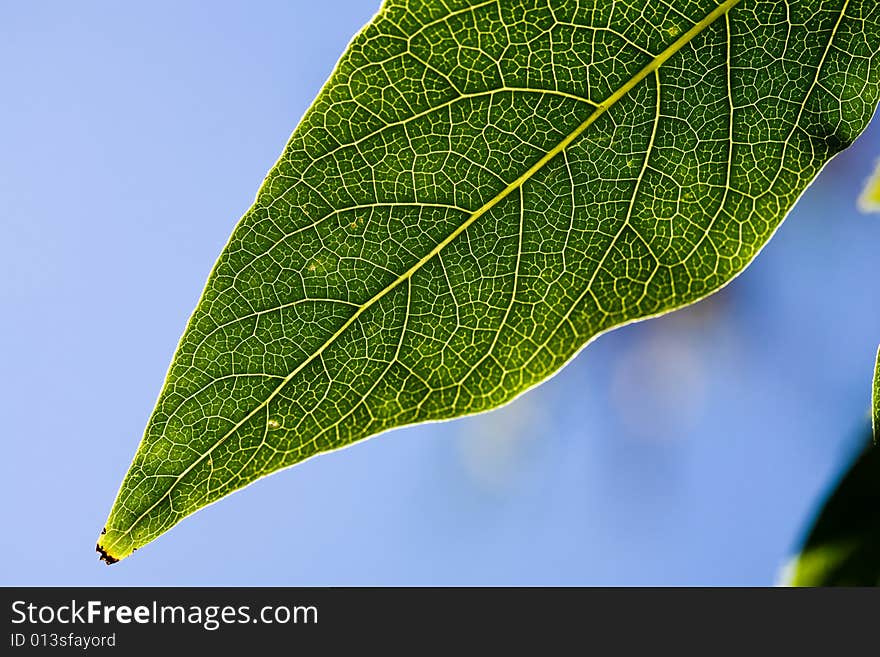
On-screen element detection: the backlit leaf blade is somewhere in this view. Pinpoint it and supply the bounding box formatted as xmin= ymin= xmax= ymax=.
xmin=98 ymin=0 xmax=880 ymax=562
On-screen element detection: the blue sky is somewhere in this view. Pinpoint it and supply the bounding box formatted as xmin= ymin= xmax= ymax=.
xmin=1 ymin=1 xmax=878 ymax=585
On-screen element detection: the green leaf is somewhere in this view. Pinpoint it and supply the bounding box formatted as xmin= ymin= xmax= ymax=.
xmin=98 ymin=0 xmax=880 ymax=562
xmin=789 ymin=437 xmax=880 ymax=586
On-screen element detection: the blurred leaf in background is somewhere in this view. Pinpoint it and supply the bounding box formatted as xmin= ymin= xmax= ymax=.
xmin=789 ymin=435 xmax=880 ymax=586
xmin=873 ymin=347 xmax=879 ymax=440
xmin=858 ymin=160 xmax=880 ymax=212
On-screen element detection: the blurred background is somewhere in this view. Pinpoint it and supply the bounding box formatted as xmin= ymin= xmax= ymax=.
xmin=1 ymin=1 xmax=878 ymax=586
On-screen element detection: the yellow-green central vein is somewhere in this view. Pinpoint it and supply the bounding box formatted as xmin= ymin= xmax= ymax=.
xmin=104 ymin=0 xmax=742 ymax=554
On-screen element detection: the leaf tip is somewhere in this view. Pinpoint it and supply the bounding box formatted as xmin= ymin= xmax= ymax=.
xmin=95 ymin=543 xmax=120 ymax=565
xmin=95 ymin=527 xmax=127 ymax=565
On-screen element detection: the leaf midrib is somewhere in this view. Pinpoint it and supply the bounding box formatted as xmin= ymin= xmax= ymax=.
xmin=107 ymin=0 xmax=742 ymax=549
